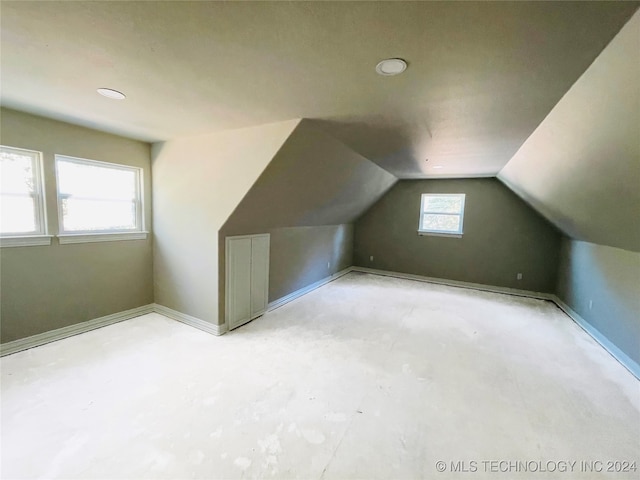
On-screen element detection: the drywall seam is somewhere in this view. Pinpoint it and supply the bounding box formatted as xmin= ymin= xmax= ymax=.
xmin=550 ymin=295 xmax=640 ymax=380
xmin=0 ymin=304 xmax=155 ymax=357
xmin=267 ymin=267 xmax=353 ymax=311
xmin=153 ymin=304 xmax=227 ymax=336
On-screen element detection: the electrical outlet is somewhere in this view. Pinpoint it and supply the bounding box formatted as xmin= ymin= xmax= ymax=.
xmin=327 ymin=262 xmax=330 ymax=269
xmin=517 ymin=273 xmax=523 ymax=280
xmin=589 ymin=300 xmax=593 ymax=310
xmin=370 ymin=255 xmax=374 ymax=262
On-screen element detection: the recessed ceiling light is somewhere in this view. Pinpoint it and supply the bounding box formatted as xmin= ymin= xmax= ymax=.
xmin=97 ymin=88 xmax=126 ymax=100
xmin=432 ymin=165 xmax=444 ymax=169
xmin=375 ymin=58 xmax=407 ymax=76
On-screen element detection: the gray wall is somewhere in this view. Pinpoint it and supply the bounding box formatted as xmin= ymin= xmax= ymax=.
xmin=223 ymin=225 xmax=353 ymax=305
xmin=556 ymin=239 xmax=640 ymax=367
xmin=222 ymin=120 xmax=397 ymax=231
xmin=219 ymin=121 xmax=395 ymax=322
xmin=269 ymin=226 xmax=353 ymax=301
xmin=0 ymin=108 xmax=153 ymax=343
xmin=354 ymin=178 xmax=561 ymax=293
xmin=498 ymin=12 xmax=640 ymax=252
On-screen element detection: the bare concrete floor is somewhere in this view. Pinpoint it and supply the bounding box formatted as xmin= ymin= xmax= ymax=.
xmin=2 ymin=272 xmax=639 ymax=479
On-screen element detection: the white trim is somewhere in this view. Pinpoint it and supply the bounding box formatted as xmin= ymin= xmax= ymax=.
xmin=54 ymin=154 xmax=145 ymax=236
xmin=224 ymin=233 xmax=271 ymax=241
xmin=399 ymin=173 xmax=496 ymax=180
xmin=352 ymin=267 xmax=639 ymax=380
xmin=268 ymin=267 xmax=353 ymax=311
xmin=153 ymin=303 xmax=227 ymax=336
xmin=417 ymin=231 xmax=463 ymax=238
xmin=351 ymin=267 xmax=552 ymax=300
xmin=550 ymin=295 xmax=640 ymax=380
xmin=419 ymin=193 xmax=466 ymax=236
xmin=1 ymin=145 xmax=48 ymax=237
xmin=0 ymin=235 xmax=53 ymax=247
xmin=0 ymin=304 xmax=154 ymax=357
xmin=58 ymin=231 xmax=148 ymax=244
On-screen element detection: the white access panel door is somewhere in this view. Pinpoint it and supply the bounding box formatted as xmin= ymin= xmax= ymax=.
xmin=226 ymin=234 xmax=270 ymax=331
xmin=250 ymin=235 xmax=270 ymax=318
xmin=227 ymin=237 xmax=252 ymax=330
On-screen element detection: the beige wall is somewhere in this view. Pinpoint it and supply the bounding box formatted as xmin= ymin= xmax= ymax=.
xmin=151 ymin=119 xmax=299 ymax=325
xmin=0 ymin=108 xmax=153 ymax=343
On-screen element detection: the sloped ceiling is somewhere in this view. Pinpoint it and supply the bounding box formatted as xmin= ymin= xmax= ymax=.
xmin=1 ymin=1 xmax=637 ymax=178
xmin=221 ymin=120 xmax=397 ymax=234
xmin=499 ymin=11 xmax=640 ymax=253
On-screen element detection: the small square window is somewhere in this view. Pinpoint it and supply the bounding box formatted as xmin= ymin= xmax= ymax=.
xmin=418 ymin=193 xmax=466 ymax=236
xmin=55 ymin=155 xmax=144 ymax=235
xmin=0 ymin=145 xmax=47 ymax=236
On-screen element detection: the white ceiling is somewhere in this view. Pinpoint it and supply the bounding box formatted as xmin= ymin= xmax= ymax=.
xmin=1 ymin=1 xmax=637 ymax=178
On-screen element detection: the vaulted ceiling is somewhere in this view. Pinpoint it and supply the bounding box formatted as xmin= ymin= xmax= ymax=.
xmin=1 ymin=1 xmax=637 ymax=178
xmin=222 ymin=120 xmax=397 ymax=234
xmin=499 ymin=11 xmax=640 ymax=252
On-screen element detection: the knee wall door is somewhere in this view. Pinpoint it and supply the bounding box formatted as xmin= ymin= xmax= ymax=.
xmin=226 ymin=234 xmax=270 ymax=330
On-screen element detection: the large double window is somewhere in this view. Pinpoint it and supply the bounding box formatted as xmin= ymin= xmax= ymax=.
xmin=0 ymin=145 xmax=145 ymax=246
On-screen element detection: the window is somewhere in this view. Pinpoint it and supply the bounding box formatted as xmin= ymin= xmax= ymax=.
xmin=0 ymin=145 xmax=50 ymax=246
xmin=418 ymin=193 xmax=466 ymax=236
xmin=55 ymin=155 xmax=146 ymax=243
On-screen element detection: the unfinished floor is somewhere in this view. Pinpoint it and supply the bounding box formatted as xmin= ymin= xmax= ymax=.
xmin=1 ymin=272 xmax=639 ymax=479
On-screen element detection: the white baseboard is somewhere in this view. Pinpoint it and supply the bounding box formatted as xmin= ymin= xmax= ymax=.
xmin=353 ymin=266 xmax=639 ymax=380
xmin=4 ymin=268 xmax=636 ymax=381
xmin=0 ymin=304 xmax=154 ymax=357
xmin=268 ymin=267 xmax=353 ymax=311
xmin=157 ymin=267 xmax=353 ymax=335
xmin=351 ymin=266 xmax=553 ymax=301
xmin=153 ymin=304 xmax=227 ymax=336
xmin=550 ymin=295 xmax=640 ymax=380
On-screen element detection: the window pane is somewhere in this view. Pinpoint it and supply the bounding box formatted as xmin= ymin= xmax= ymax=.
xmin=62 ymin=198 xmax=136 ymax=231
xmin=1 ymin=150 xmax=35 ymax=196
xmin=423 ymin=214 xmax=461 ymax=233
xmin=1 ymin=147 xmax=42 ymax=235
xmin=56 ymin=156 xmax=141 ymax=233
xmin=1 ymin=195 xmax=36 ymax=233
xmin=57 ymin=160 xmax=136 ymax=200
xmin=423 ymin=195 xmax=462 ymax=214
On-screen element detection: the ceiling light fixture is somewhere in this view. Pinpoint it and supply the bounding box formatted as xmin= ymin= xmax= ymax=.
xmin=97 ymin=88 xmax=126 ymax=100
xmin=432 ymin=165 xmax=444 ymax=169
xmin=375 ymin=58 xmax=407 ymax=76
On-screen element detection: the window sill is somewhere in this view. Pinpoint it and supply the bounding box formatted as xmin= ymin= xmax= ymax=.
xmin=0 ymin=235 xmax=54 ymax=248
xmin=417 ymin=231 xmax=463 ymax=238
xmin=58 ymin=232 xmax=149 ymax=244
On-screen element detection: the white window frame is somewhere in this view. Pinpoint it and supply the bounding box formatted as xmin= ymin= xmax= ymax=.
xmin=418 ymin=193 xmax=466 ymax=237
xmin=0 ymin=145 xmax=52 ymax=247
xmin=55 ymin=154 xmax=147 ymax=244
